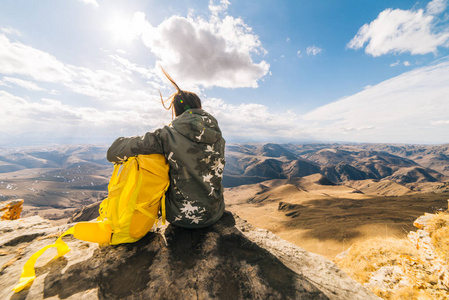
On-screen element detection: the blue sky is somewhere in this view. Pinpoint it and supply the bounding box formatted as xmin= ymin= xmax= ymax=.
xmin=1 ymin=0 xmax=449 ymax=146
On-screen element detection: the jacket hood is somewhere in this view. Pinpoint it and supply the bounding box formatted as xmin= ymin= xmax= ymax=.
xmin=172 ymin=109 xmax=222 ymax=144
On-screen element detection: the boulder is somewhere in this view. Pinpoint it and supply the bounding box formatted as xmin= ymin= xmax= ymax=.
xmin=0 ymin=212 xmax=378 ymax=299
xmin=68 ymin=201 xmax=101 ymax=223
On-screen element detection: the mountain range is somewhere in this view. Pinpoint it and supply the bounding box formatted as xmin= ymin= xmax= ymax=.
xmin=224 ymin=143 xmax=449 ymax=190
xmin=0 ymin=143 xmax=448 ymax=228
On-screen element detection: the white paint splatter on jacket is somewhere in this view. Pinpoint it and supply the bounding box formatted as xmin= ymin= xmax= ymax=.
xmin=107 ymin=109 xmax=226 ymax=228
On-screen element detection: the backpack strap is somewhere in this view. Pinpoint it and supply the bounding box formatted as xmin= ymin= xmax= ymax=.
xmin=13 ymin=227 xmax=75 ymax=293
xmin=135 ymin=182 xmax=169 ymax=225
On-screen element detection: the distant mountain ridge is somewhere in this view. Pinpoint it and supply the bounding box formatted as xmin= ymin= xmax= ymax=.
xmin=0 ymin=145 xmax=111 ymax=220
xmin=224 ymin=143 xmax=449 ymax=188
xmin=1 ymin=142 xmax=448 ymax=207
xmin=0 ymin=145 xmax=109 ymax=173
xmin=1 ymin=143 xmax=448 ymax=188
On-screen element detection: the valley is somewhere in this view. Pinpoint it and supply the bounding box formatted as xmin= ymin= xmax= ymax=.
xmin=224 ymin=174 xmax=449 ymax=258
xmin=0 ymin=145 xmax=111 ymax=223
xmin=1 ymin=142 xmax=448 ymax=258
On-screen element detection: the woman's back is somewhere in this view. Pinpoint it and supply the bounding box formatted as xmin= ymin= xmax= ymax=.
xmin=107 ymin=108 xmax=225 ymax=228
xmin=159 ymin=108 xmax=225 ymax=227
xmin=107 ymin=68 xmax=225 ymax=228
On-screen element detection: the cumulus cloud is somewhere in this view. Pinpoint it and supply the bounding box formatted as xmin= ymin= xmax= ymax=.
xmin=348 ymin=0 xmax=449 ymax=56
xmin=131 ymin=1 xmax=269 ymax=88
xmin=304 ymin=59 xmax=449 ymax=143
xmin=306 ymin=46 xmax=323 ymax=56
xmin=208 ymin=0 xmax=230 ymax=15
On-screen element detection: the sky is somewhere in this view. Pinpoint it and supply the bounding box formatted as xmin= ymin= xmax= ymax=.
xmin=1 ymin=0 xmax=449 ymax=146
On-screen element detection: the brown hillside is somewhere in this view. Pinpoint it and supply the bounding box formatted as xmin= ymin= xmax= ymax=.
xmin=224 ymin=174 xmax=449 ymax=258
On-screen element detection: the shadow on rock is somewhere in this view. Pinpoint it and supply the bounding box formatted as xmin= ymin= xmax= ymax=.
xmin=32 ymin=211 xmax=328 ymax=299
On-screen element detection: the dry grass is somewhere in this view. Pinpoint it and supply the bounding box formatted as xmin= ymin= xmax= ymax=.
xmin=334 ymin=237 xmax=418 ymax=283
xmin=433 ymin=226 xmax=449 ymax=264
xmin=390 ymin=287 xmax=433 ymax=300
xmin=335 ymin=212 xmax=449 ymax=299
xmin=428 ymin=212 xmax=449 ymax=264
xmin=225 ymin=177 xmax=449 ymax=258
xmin=427 ymin=212 xmax=449 ymax=235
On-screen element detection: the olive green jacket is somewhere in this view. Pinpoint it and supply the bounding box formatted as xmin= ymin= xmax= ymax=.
xmin=107 ymin=109 xmax=225 ymax=228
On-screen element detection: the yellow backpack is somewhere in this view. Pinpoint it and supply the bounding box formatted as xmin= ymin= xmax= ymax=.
xmin=14 ymin=154 xmax=170 ymax=293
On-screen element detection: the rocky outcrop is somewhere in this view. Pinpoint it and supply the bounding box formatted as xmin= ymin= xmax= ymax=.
xmin=68 ymin=201 xmax=101 ymax=223
xmin=0 ymin=212 xmax=379 ymax=299
xmin=339 ymin=213 xmax=449 ymax=298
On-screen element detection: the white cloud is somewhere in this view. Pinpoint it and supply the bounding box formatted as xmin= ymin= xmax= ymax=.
xmin=109 ymin=54 xmax=156 ymax=80
xmin=0 ymin=90 xmax=170 ymax=141
xmin=343 ymin=126 xmax=375 ymax=132
xmin=348 ymin=1 xmax=449 ymax=57
xmin=427 ymin=0 xmax=447 ymax=15
xmin=132 ymin=2 xmax=269 ymax=89
xmin=297 ymin=50 xmax=302 ymax=57
xmin=0 ymin=34 xmax=156 ymax=101
xmin=390 ymin=60 xmax=400 ymax=67
xmin=208 ymin=0 xmax=230 ymax=15
xmin=304 ymin=60 xmax=449 ymax=143
xmin=0 ymin=34 xmax=72 ymax=83
xmin=306 ymin=46 xmax=323 ymax=56
xmin=390 ymin=60 xmax=411 ymax=67
xmin=432 ymin=120 xmax=449 ymax=125
xmin=77 ymin=0 xmax=99 ymax=8
xmin=203 ymin=98 xmax=306 ymax=140
xmin=1 ymin=27 xmax=21 ymax=36
xmin=49 ymin=89 xmax=61 ymax=95
xmin=3 ymin=77 xmax=46 ymax=91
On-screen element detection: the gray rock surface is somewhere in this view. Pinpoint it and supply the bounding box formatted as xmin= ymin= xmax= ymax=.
xmin=0 ymin=212 xmax=379 ymax=299
xmin=67 ymin=201 xmax=101 ymax=223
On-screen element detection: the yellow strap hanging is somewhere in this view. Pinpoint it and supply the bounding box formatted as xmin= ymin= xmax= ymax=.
xmin=14 ymin=154 xmax=169 ymax=293
xmin=13 ymin=227 xmax=75 ymax=293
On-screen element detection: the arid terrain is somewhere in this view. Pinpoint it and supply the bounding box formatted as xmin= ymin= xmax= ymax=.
xmin=224 ymin=143 xmax=449 ymax=258
xmin=0 ymin=145 xmax=111 ymax=223
xmin=225 ymin=175 xmax=449 ymax=258
xmin=1 ymin=143 xmax=449 ymax=259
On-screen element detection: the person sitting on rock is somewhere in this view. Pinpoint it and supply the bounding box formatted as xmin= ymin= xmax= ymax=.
xmin=107 ymin=68 xmax=225 ymax=228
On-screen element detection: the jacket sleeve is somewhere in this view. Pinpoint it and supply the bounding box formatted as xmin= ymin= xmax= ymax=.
xmin=107 ymin=129 xmax=164 ymax=163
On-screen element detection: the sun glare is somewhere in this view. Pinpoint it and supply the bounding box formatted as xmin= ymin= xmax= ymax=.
xmin=106 ymin=13 xmax=139 ymax=43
